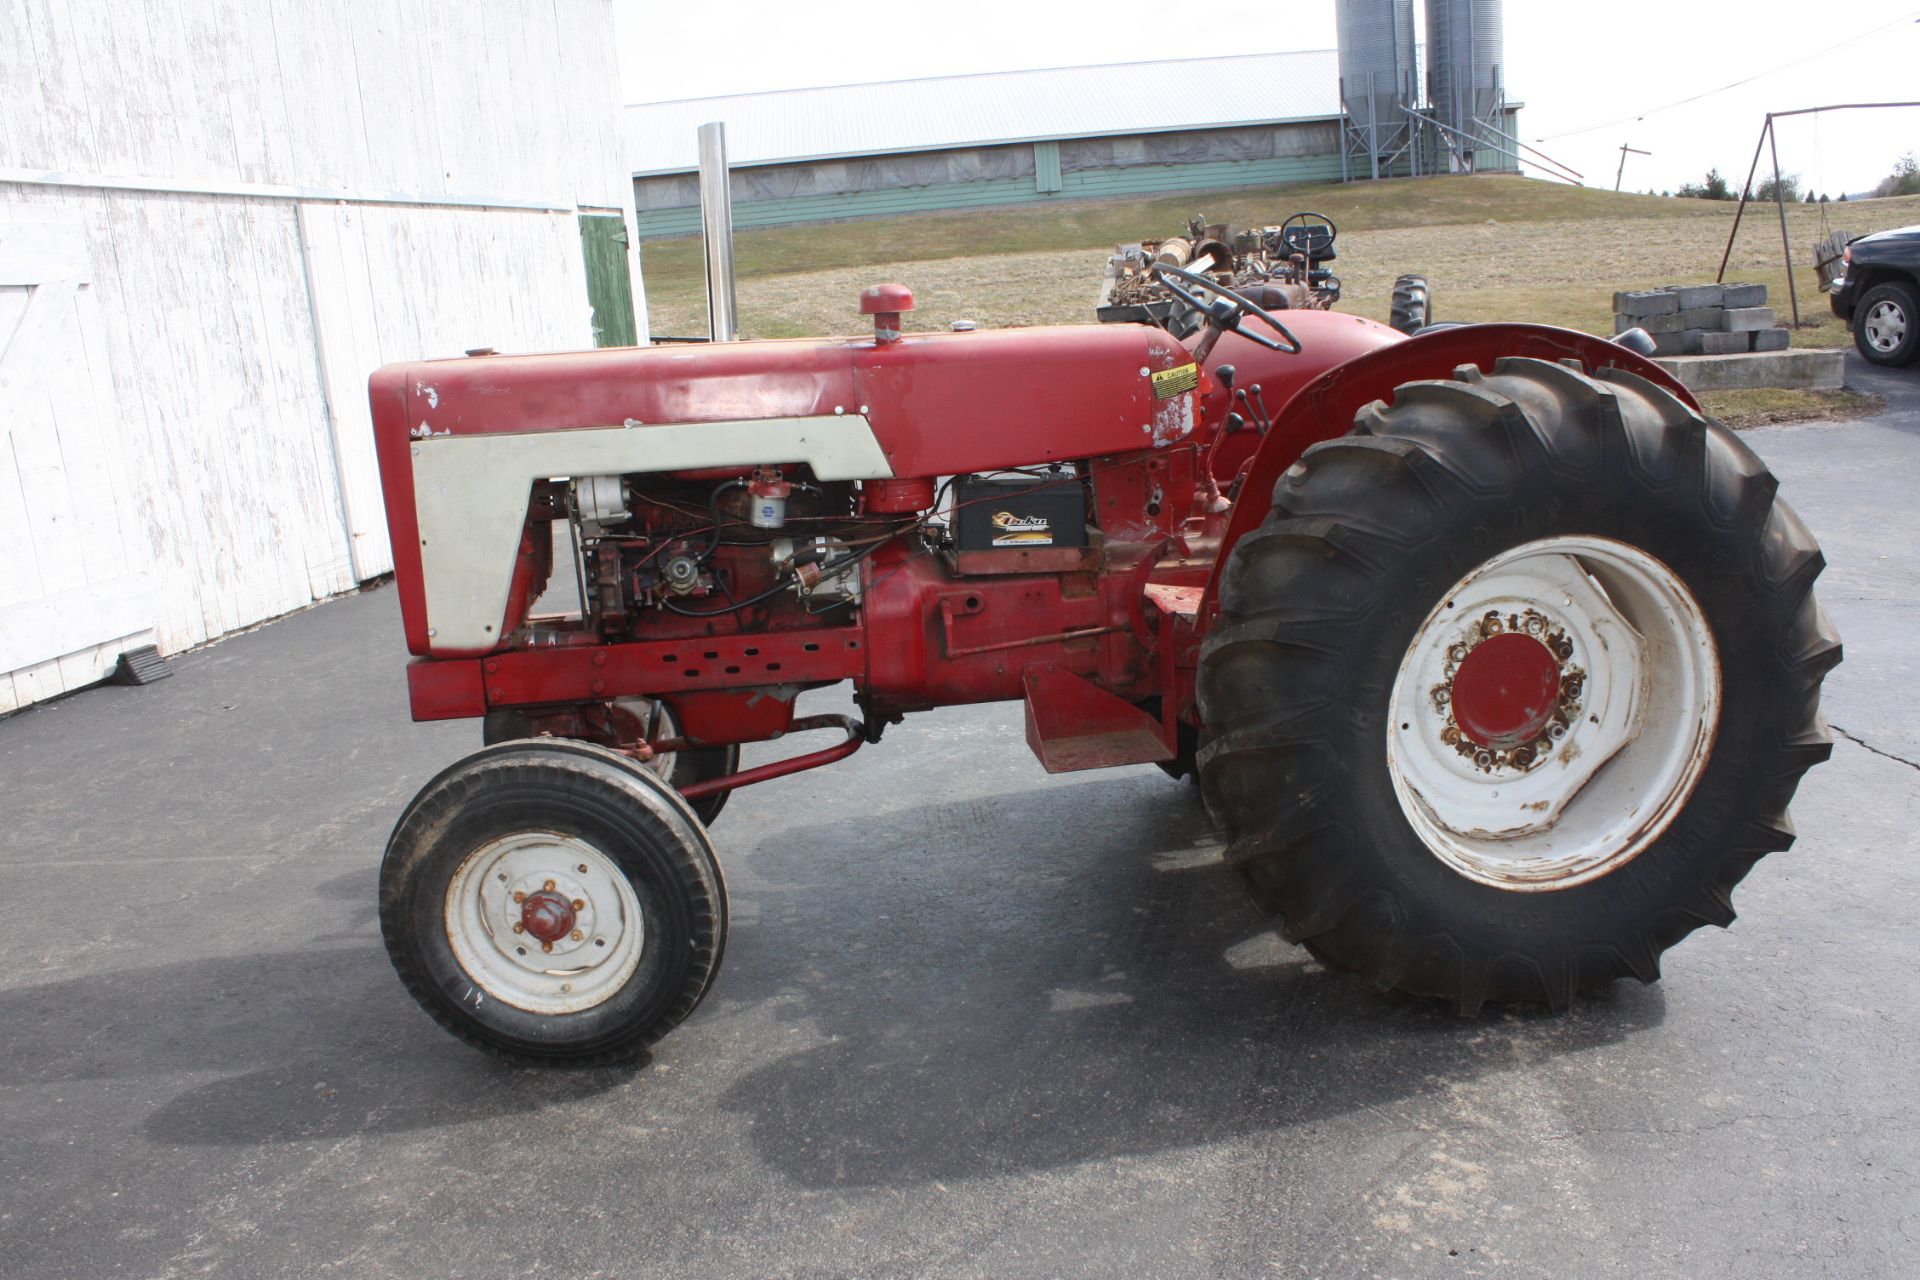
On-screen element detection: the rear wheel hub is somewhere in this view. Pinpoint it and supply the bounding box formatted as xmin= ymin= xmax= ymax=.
xmin=1449 ymin=631 xmax=1563 ymax=750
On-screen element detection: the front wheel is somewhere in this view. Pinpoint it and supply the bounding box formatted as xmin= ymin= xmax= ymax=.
xmin=1390 ymin=274 xmax=1431 ymax=335
xmin=484 ymin=700 xmax=740 ymax=825
xmin=380 ymin=739 xmax=727 ymax=1064
xmin=1197 ymin=357 xmax=1840 ymax=1012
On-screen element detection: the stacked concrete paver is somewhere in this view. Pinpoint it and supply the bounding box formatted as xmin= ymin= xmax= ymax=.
xmin=1612 ymin=284 xmax=1789 ymax=355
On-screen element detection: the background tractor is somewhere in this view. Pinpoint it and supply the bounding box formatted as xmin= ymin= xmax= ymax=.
xmin=1097 ymin=211 xmax=1434 ymax=336
xmin=370 ymin=271 xmax=1838 ymax=1066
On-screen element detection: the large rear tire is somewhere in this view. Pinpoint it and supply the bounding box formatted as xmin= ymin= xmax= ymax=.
xmin=1197 ymin=357 xmax=1839 ymax=1012
xmin=380 ymin=739 xmax=727 ymax=1065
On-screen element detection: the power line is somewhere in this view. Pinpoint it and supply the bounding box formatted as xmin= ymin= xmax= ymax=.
xmin=1534 ymin=9 xmax=1920 ymax=143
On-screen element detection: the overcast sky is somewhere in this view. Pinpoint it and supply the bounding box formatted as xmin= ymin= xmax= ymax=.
xmin=613 ymin=0 xmax=1920 ymax=198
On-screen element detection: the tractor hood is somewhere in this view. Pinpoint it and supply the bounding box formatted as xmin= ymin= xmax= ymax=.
xmin=368 ymin=323 xmax=1205 ymax=656
xmin=370 ymin=324 xmax=1203 ymax=480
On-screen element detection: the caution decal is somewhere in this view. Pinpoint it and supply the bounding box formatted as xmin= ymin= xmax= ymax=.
xmin=1151 ymin=362 xmax=1199 ymax=399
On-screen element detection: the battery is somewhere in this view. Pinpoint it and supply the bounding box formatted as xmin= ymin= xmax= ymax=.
xmin=953 ymin=474 xmax=1088 ymax=551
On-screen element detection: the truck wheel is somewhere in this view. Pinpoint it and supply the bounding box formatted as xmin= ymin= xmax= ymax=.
xmin=1853 ymin=280 xmax=1920 ymax=366
xmin=1390 ymin=275 xmax=1431 ymax=335
xmin=380 ymin=739 xmax=727 ymax=1064
xmin=484 ymin=702 xmax=740 ymax=825
xmin=1197 ymin=357 xmax=1839 ymax=1012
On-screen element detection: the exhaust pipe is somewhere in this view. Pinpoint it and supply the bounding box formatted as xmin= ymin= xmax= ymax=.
xmin=697 ymin=121 xmax=738 ymax=342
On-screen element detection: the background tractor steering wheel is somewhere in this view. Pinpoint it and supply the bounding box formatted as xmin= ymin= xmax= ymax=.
xmin=1279 ymin=211 xmax=1337 ymax=260
xmin=1149 ymin=263 xmax=1303 ymax=360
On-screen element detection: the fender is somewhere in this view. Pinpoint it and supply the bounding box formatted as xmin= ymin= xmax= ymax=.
xmin=1198 ymin=323 xmax=1700 ymax=622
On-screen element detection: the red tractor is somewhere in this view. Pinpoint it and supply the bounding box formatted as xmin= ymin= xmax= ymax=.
xmin=370 ymin=270 xmax=1839 ymax=1066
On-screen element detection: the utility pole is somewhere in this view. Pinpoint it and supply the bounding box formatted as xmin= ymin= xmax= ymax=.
xmin=1615 ymin=142 xmax=1651 ymax=192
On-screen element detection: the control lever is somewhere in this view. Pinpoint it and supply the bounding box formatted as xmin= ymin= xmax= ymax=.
xmin=1234 ymin=384 xmax=1276 ymax=436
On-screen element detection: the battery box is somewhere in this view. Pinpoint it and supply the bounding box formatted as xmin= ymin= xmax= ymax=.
xmin=954 ymin=474 xmax=1088 ymax=551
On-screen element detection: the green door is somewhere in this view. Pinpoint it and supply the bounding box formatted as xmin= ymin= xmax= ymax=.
xmin=579 ymin=213 xmax=638 ymax=347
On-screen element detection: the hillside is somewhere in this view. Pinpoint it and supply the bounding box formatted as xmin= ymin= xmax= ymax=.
xmin=639 ymin=174 xmax=1920 ymax=347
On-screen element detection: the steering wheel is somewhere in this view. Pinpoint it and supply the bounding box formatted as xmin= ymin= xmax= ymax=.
xmin=1279 ymin=211 xmax=1337 ymax=259
xmin=1149 ymin=263 xmax=1302 ymax=360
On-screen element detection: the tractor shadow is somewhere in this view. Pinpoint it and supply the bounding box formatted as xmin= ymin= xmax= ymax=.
xmin=705 ymin=769 xmax=1668 ymax=1188
xmin=0 ymin=945 xmax=635 ymax=1146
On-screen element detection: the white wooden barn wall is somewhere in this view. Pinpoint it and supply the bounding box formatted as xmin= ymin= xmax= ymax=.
xmin=0 ymin=0 xmax=638 ymax=714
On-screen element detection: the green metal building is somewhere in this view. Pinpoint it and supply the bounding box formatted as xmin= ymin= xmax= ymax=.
xmin=627 ymin=51 xmax=1520 ymax=239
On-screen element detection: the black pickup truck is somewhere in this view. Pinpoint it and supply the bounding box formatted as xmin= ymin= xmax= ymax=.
xmin=1832 ymin=225 xmax=1920 ymax=367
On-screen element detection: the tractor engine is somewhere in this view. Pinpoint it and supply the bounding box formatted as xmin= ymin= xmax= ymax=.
xmin=567 ymin=470 xmax=876 ymax=634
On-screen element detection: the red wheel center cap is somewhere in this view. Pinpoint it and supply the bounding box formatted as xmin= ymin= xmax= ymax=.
xmin=520 ymin=889 xmax=576 ymax=943
xmin=1451 ymin=632 xmax=1562 ymax=749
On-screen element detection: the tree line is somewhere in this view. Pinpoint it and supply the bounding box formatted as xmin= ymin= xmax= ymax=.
xmin=1655 ymin=151 xmax=1919 ymax=203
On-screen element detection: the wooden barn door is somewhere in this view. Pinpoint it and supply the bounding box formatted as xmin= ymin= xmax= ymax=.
xmin=0 ymin=208 xmax=154 ymax=713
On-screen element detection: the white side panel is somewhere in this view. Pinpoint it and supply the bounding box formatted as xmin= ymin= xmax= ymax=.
xmin=8 ymin=0 xmax=626 ymax=206
xmin=300 ymin=202 xmax=597 ymax=582
xmin=2 ymin=0 xmax=634 ymax=671
xmin=0 ymin=577 xmax=154 ymax=671
xmin=0 ymin=208 xmax=156 ymax=710
xmin=411 ymin=418 xmax=895 ymax=651
xmin=297 ymin=202 xmax=392 ymax=580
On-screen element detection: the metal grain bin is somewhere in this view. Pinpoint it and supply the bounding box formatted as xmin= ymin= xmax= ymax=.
xmin=1424 ymin=0 xmax=1504 ymax=139
xmin=1336 ymin=0 xmax=1417 ymax=137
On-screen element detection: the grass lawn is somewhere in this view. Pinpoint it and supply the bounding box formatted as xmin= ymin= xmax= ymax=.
xmin=639 ymin=174 xmax=1920 ymax=350
xmin=1697 ymin=387 xmax=1884 ymax=429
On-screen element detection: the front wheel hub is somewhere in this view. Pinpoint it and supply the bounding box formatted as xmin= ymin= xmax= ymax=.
xmin=519 ymin=889 xmax=577 ymax=944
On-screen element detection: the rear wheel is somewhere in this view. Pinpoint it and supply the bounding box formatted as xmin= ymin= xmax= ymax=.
xmin=1853 ymin=280 xmax=1919 ymax=366
xmin=1390 ymin=274 xmax=1431 ymax=335
xmin=380 ymin=739 xmax=727 ymax=1064
xmin=1197 ymin=357 xmax=1839 ymax=1012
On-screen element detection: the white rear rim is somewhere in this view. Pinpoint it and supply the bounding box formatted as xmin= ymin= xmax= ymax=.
xmin=1387 ymin=536 xmax=1721 ymax=891
xmin=445 ymin=832 xmax=646 ymax=1013
xmin=1863 ymin=300 xmax=1906 ymax=353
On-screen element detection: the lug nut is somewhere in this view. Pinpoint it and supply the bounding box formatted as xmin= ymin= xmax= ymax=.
xmin=570 ymin=929 xmax=584 ymax=941
xmin=512 ymin=923 xmax=525 ymax=935
xmin=541 ymin=941 xmax=553 ymax=953
xmin=572 ymin=899 xmax=585 ymax=911
xmin=512 ymin=890 xmax=526 ymax=904
xmin=543 ymin=879 xmax=556 ymax=891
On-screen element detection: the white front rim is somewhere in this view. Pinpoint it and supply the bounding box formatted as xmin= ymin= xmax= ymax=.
xmin=1863 ymin=300 xmax=1906 ymax=353
xmin=445 ymin=832 xmax=646 ymax=1013
xmin=1387 ymin=536 xmax=1721 ymax=891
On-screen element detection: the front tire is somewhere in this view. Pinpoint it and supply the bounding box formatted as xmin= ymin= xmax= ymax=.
xmin=1853 ymin=280 xmax=1920 ymax=366
xmin=1197 ymin=357 xmax=1839 ymax=1012
xmin=380 ymin=739 xmax=727 ymax=1065
xmin=1390 ymin=274 xmax=1432 ymax=335
xmin=484 ymin=701 xmax=740 ymax=825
